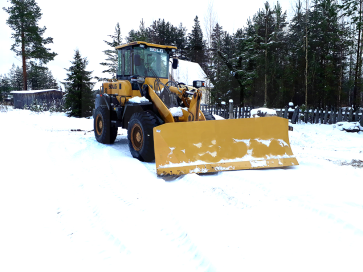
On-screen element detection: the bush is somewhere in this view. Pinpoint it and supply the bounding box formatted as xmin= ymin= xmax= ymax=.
xmin=24 ymin=99 xmax=65 ymax=113
xmin=0 ymin=102 xmax=10 ymax=112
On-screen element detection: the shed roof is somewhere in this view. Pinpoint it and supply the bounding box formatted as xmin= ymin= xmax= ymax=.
xmin=171 ymin=60 xmax=213 ymax=87
xmin=11 ymin=89 xmax=61 ymax=94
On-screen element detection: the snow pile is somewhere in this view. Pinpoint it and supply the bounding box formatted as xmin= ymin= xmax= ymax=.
xmin=128 ymin=96 xmax=149 ymax=103
xmin=251 ymin=107 xmax=277 ymax=117
xmin=335 ymin=121 xmax=363 ymax=132
xmin=0 ymin=108 xmax=363 ymax=272
xmin=169 ymin=107 xmax=184 ymax=117
xmin=213 ymin=114 xmax=224 ymax=120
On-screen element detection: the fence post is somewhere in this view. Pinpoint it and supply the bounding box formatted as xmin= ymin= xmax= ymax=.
xmin=313 ymin=108 xmax=318 ymax=123
xmin=229 ymin=99 xmax=234 ymax=119
xmin=292 ymin=106 xmax=299 ymax=124
xmin=349 ymin=108 xmax=353 ymax=122
xmin=338 ymin=108 xmax=342 ymax=122
xmin=324 ymin=106 xmax=328 ymax=124
xmin=344 ymin=108 xmax=349 ymax=121
xmin=320 ymin=108 xmax=324 ymax=123
xmin=304 ymin=107 xmax=309 ymax=123
xmin=283 ymin=106 xmax=288 ymax=118
xmin=354 ymin=109 xmax=359 ymax=122
xmin=331 ymin=107 xmax=336 ymax=124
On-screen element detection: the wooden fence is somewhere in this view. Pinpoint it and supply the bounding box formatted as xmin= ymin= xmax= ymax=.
xmin=201 ymin=104 xmax=363 ymax=126
xmin=200 ymin=104 xmax=253 ymax=119
xmin=277 ymin=106 xmax=363 ymax=125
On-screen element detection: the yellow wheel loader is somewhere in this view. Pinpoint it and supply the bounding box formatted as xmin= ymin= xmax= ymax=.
xmin=94 ymin=41 xmax=298 ymax=175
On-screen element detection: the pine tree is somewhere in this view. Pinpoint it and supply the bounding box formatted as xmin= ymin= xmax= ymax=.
xmin=339 ymin=0 xmax=363 ymax=109
xmin=9 ymin=64 xmax=24 ymax=91
xmin=63 ymin=50 xmax=95 ymax=117
xmin=208 ymin=23 xmax=226 ymax=103
xmin=0 ymin=75 xmax=13 ymax=102
xmin=308 ymin=0 xmax=345 ymax=107
xmin=149 ymin=19 xmax=174 ymax=45
xmin=287 ymin=0 xmax=307 ymax=106
xmin=267 ymin=1 xmax=288 ymax=107
xmin=174 ymin=23 xmax=188 ymax=59
xmin=127 ymin=19 xmax=149 ymax=42
xmin=3 ymin=0 xmax=57 ymax=90
xmin=100 ymin=22 xmax=122 ymax=77
xmin=27 ymin=64 xmax=58 ymax=90
xmin=187 ymin=16 xmax=206 ymax=67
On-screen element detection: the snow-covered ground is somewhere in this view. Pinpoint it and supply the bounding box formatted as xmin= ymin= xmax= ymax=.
xmin=1 ymin=108 xmax=363 ymax=272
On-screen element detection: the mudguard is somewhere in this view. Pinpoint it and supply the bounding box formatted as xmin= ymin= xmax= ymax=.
xmin=153 ymin=116 xmax=298 ymax=175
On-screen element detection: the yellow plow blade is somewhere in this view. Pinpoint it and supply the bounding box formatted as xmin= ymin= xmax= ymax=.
xmin=154 ymin=116 xmax=298 ymax=176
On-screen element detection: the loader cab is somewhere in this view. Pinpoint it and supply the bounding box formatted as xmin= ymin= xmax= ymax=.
xmin=116 ymin=41 xmax=178 ymax=83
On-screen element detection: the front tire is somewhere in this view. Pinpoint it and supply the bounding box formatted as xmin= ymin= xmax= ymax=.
xmin=94 ymin=107 xmax=117 ymax=144
xmin=128 ymin=112 xmax=158 ymax=162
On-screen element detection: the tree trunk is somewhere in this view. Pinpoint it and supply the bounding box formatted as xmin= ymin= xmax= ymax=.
xmin=353 ymin=0 xmax=362 ymax=110
xmin=217 ymin=51 xmax=245 ymax=107
xmin=305 ymin=0 xmax=309 ymax=107
xmin=264 ymin=16 xmax=268 ymax=107
xmin=21 ymin=28 xmax=27 ymax=90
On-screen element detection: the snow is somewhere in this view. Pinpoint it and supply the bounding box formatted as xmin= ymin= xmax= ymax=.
xmin=1 ymin=108 xmax=363 ymax=272
xmin=251 ymin=107 xmax=277 ymax=117
xmin=128 ymin=96 xmax=149 ymax=103
xmin=10 ymin=89 xmax=61 ymax=94
xmin=171 ymin=60 xmax=208 ymax=86
xmin=169 ymin=106 xmax=184 ymax=117
xmin=336 ymin=121 xmax=363 ymax=132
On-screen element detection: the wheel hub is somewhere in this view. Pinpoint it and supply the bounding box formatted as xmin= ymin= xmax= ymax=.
xmin=131 ymin=124 xmax=143 ymax=151
xmin=96 ymin=115 xmax=103 ymax=135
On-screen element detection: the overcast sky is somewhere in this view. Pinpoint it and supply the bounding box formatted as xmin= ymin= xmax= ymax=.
xmin=0 ymin=0 xmax=296 ymax=90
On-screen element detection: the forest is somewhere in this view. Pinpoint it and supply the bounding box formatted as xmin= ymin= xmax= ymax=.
xmin=1 ymin=0 xmax=362 ymax=110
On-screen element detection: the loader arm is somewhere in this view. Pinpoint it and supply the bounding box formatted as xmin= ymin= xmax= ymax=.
xmin=187 ymin=90 xmax=202 ymax=121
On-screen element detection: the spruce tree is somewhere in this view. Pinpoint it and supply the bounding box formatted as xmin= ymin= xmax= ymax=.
xmin=3 ymin=0 xmax=57 ymax=90
xmin=9 ymin=64 xmax=24 ymax=91
xmin=27 ymin=64 xmax=58 ymax=90
xmin=100 ymin=22 xmax=122 ymax=77
xmin=63 ymin=50 xmax=95 ymax=117
xmin=175 ymin=23 xmax=188 ymax=59
xmin=287 ymin=0 xmax=307 ymax=106
xmin=127 ymin=19 xmax=149 ymax=42
xmin=339 ymin=0 xmax=363 ymax=109
xmin=0 ymin=75 xmax=13 ymax=101
xmin=187 ymin=16 xmax=206 ymax=67
xmin=308 ymin=0 xmax=345 ymax=107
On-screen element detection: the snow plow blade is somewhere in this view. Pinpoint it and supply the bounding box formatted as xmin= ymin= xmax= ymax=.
xmin=154 ymin=116 xmax=298 ymax=176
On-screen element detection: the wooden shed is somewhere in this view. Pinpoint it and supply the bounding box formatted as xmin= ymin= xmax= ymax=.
xmin=10 ymin=89 xmax=63 ymax=109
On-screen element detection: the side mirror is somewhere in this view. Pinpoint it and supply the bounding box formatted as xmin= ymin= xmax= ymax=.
xmin=172 ymin=58 xmax=178 ymax=69
xmin=135 ymin=54 xmax=141 ymax=66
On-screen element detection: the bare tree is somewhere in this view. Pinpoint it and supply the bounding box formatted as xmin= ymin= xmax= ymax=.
xmin=204 ymin=0 xmax=218 ymax=104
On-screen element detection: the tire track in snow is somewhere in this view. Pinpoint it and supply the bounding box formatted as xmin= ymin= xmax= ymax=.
xmin=56 ymin=138 xmax=215 ymax=272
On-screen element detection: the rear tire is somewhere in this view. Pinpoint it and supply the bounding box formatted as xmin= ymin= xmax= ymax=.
xmin=128 ymin=112 xmax=158 ymax=162
xmin=94 ymin=107 xmax=118 ymax=144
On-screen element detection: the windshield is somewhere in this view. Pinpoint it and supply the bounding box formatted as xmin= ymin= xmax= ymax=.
xmin=134 ymin=47 xmax=169 ymax=78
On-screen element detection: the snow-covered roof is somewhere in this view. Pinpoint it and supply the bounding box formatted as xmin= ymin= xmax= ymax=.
xmin=171 ymin=60 xmax=212 ymax=87
xmin=10 ymin=89 xmax=60 ymax=94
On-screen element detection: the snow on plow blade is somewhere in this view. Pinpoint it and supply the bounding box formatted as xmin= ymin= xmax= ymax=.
xmin=154 ymin=116 xmax=298 ymax=176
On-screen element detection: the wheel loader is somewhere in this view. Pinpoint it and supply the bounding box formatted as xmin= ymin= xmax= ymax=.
xmin=94 ymin=41 xmax=298 ymax=175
